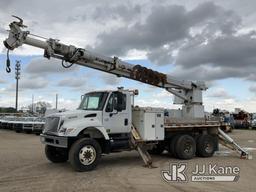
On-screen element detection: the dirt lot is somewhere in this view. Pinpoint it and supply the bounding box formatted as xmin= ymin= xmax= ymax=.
xmin=0 ymin=129 xmax=255 ymax=192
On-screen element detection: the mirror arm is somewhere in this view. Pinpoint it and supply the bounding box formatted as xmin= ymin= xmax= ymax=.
xmin=109 ymin=111 xmax=118 ymax=117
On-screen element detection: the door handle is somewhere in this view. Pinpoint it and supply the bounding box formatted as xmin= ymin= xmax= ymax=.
xmin=124 ymin=118 xmax=128 ymax=126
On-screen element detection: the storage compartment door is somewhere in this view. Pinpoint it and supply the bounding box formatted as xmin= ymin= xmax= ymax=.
xmin=155 ymin=113 xmax=164 ymax=140
xmin=144 ymin=113 xmax=156 ymax=140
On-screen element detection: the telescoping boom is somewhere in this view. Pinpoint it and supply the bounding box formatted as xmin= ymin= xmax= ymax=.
xmin=3 ymin=17 xmax=250 ymax=172
xmin=3 ymin=16 xmax=206 ymax=119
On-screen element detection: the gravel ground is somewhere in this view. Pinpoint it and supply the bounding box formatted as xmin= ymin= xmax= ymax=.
xmin=0 ymin=129 xmax=255 ymax=192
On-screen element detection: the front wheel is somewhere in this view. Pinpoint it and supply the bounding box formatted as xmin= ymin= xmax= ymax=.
xmin=69 ymin=138 xmax=101 ymax=172
xmin=45 ymin=145 xmax=68 ymax=163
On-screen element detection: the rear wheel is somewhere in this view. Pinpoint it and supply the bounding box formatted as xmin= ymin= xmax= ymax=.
xmin=45 ymin=145 xmax=68 ymax=163
xmin=175 ymin=135 xmax=196 ymax=160
xmin=196 ymin=134 xmax=215 ymax=157
xmin=69 ymin=138 xmax=101 ymax=172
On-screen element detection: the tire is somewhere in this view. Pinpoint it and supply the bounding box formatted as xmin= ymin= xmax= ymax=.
xmin=196 ymin=134 xmax=215 ymax=157
xmin=168 ymin=134 xmax=181 ymax=158
xmin=69 ymin=138 xmax=101 ymax=172
xmin=175 ymin=135 xmax=196 ymax=160
xmin=148 ymin=142 xmax=165 ymax=155
xmin=45 ymin=145 xmax=68 ymax=163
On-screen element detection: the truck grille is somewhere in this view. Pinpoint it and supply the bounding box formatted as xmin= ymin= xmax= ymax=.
xmin=44 ymin=117 xmax=60 ymax=133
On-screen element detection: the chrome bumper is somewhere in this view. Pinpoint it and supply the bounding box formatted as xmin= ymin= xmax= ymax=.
xmin=40 ymin=134 xmax=68 ymax=148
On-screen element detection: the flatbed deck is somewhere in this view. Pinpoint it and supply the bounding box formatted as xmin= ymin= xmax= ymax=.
xmin=164 ymin=118 xmax=220 ymax=131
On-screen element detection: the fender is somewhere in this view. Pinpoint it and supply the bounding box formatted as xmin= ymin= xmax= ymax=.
xmin=58 ymin=110 xmax=109 ymax=139
xmin=80 ymin=126 xmax=110 ymax=140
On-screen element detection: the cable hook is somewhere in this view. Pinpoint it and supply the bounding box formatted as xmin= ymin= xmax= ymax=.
xmin=61 ymin=59 xmax=73 ymax=68
xmin=6 ymin=49 xmax=11 ymax=73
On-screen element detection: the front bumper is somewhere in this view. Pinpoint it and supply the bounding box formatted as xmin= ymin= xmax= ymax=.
xmin=40 ymin=134 xmax=68 ymax=148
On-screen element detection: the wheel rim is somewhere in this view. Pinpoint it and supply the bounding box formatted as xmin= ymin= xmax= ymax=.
xmin=204 ymin=142 xmax=213 ymax=153
xmin=79 ymin=145 xmax=96 ymax=165
xmin=184 ymin=139 xmax=193 ymax=154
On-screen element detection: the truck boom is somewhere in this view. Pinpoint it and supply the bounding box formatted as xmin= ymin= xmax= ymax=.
xmin=3 ymin=16 xmax=206 ymax=118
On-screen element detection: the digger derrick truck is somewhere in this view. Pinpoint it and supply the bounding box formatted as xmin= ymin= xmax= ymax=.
xmin=3 ymin=17 xmax=250 ymax=171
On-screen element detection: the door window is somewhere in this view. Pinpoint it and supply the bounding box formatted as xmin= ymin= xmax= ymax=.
xmin=105 ymin=92 xmax=126 ymax=112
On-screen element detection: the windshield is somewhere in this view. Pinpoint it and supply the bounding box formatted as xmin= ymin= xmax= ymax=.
xmin=78 ymin=92 xmax=108 ymax=110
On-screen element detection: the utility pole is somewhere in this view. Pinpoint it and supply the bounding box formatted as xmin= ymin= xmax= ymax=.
xmin=15 ymin=60 xmax=21 ymax=112
xmin=32 ymin=94 xmax=34 ymax=114
xmin=56 ymin=94 xmax=58 ymax=109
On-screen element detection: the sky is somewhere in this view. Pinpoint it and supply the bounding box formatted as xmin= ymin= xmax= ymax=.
xmin=0 ymin=0 xmax=256 ymax=112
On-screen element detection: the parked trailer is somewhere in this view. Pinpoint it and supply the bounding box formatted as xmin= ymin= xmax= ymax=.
xmin=0 ymin=116 xmax=16 ymax=129
xmin=13 ymin=117 xmax=30 ymax=133
xmin=13 ymin=120 xmax=24 ymax=133
xmin=0 ymin=116 xmax=3 ymax=128
xmin=6 ymin=117 xmax=19 ymax=130
xmin=22 ymin=117 xmax=44 ymax=134
xmin=0 ymin=119 xmax=8 ymax=129
xmin=32 ymin=118 xmax=45 ymax=135
xmin=4 ymin=116 xmax=46 ymax=134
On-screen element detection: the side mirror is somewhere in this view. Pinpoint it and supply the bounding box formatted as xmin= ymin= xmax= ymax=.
xmin=81 ymin=94 xmax=84 ymax=101
xmin=115 ymin=105 xmax=122 ymax=112
xmin=109 ymin=109 xmax=117 ymax=117
xmin=106 ymin=102 xmax=114 ymax=112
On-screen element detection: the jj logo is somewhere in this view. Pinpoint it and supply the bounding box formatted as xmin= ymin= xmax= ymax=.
xmin=162 ymin=163 xmax=187 ymax=182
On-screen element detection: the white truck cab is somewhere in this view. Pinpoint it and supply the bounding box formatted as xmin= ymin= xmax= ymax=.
xmin=41 ymin=88 xmax=137 ymax=171
xmin=42 ymin=88 xmax=132 ymax=137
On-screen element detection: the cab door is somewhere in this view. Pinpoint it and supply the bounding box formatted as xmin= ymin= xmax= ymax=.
xmin=103 ymin=92 xmax=130 ymax=134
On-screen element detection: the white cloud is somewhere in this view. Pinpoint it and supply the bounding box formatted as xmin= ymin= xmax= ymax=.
xmin=19 ymin=76 xmax=48 ymax=89
xmin=57 ymin=98 xmax=80 ymax=110
xmin=101 ymin=73 xmax=121 ymax=85
xmin=57 ymin=78 xmax=85 ymax=88
xmin=0 ymin=78 xmax=6 ymax=84
xmin=249 ymin=85 xmax=256 ymax=93
xmin=26 ymin=58 xmax=79 ymax=74
xmin=206 ymin=87 xmax=232 ymax=99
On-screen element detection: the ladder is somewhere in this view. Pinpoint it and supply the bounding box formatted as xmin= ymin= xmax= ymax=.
xmin=130 ymin=125 xmax=154 ymax=168
xmin=218 ymin=128 xmax=251 ymax=159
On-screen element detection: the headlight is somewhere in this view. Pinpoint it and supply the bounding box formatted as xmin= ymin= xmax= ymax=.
xmin=65 ymin=128 xmax=75 ymax=134
xmin=59 ymin=127 xmax=75 ymax=135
